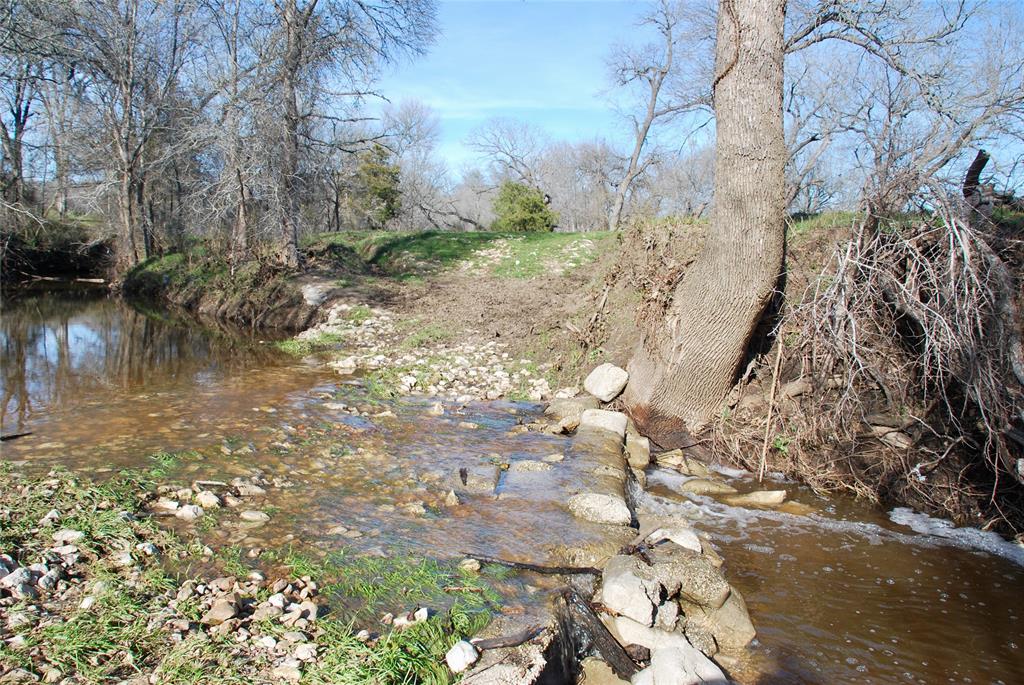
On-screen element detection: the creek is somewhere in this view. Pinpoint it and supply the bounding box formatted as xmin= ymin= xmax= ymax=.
xmin=2 ymin=288 xmax=1022 ymax=684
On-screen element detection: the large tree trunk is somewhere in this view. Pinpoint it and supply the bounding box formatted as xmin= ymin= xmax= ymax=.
xmin=624 ymin=0 xmax=787 ymax=446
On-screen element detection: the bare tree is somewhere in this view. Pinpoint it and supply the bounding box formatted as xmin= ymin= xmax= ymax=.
xmin=268 ymin=0 xmax=437 ymax=267
xmin=467 ymin=118 xmax=547 ymax=193
xmin=604 ymin=0 xmax=714 ymax=231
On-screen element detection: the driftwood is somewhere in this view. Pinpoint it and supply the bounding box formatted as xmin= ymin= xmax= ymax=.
xmin=0 ymin=432 xmax=32 ymax=442
xmin=462 ymin=553 xmax=601 ymax=576
xmin=471 ymin=624 xmax=546 ymax=651
xmin=558 ymin=589 xmax=639 ymax=680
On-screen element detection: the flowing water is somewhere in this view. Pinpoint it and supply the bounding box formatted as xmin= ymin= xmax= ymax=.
xmin=3 ymin=288 xmax=1024 ymax=684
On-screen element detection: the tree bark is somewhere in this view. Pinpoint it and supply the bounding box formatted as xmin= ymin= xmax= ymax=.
xmin=624 ymin=0 xmax=787 ymax=445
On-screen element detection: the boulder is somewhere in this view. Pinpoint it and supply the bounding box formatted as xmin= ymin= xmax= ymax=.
xmin=650 ymin=554 xmax=731 ymax=609
xmin=625 ymin=434 xmax=651 ymax=470
xmin=598 ymin=556 xmax=660 ymax=626
xmin=678 ymin=479 xmax=737 ymax=496
xmin=631 ymin=645 xmax=726 ymax=685
xmin=544 ymin=395 xmax=601 ymax=424
xmin=610 ymin=616 xmax=726 ymax=684
xmin=679 ymin=587 xmax=756 ymax=651
xmin=568 ymin=493 xmax=632 ymax=526
xmin=656 ymin=450 xmax=710 ymax=477
xmin=721 ymin=490 xmax=787 ymax=507
xmin=643 ymin=526 xmax=702 ymax=555
xmin=579 ymin=409 xmax=628 ymax=439
xmin=584 ymin=363 xmax=629 ymax=402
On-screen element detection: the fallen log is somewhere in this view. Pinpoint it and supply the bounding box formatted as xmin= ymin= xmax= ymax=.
xmin=462 ymin=553 xmax=601 ymax=576
xmin=471 ymin=624 xmax=545 ymax=650
xmin=558 ymin=588 xmax=639 ymax=679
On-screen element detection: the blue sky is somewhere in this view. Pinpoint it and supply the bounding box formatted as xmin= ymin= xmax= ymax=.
xmin=377 ymin=0 xmax=652 ymax=171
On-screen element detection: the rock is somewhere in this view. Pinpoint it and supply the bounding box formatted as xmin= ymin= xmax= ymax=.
xmin=52 ymin=529 xmax=84 ymax=544
xmin=625 ymin=434 xmax=651 ymax=469
xmin=39 ymin=667 xmax=62 ymax=684
xmin=111 ymin=550 xmax=135 ymax=567
xmin=584 ymin=363 xmax=629 ymax=402
xmin=644 ymin=526 xmax=703 ymax=554
xmin=195 ymin=491 xmax=222 ymax=508
xmin=201 ymin=595 xmax=240 ymax=626
xmin=0 ymin=668 xmax=39 ymax=683
xmin=544 ymin=395 xmax=600 ymax=424
xmin=234 ymin=482 xmax=267 ymax=497
xmin=444 ymin=490 xmax=462 ymax=507
xmin=568 ymin=493 xmax=632 ymax=526
xmin=656 ymin=450 xmax=709 ymax=477
xmin=459 ymin=558 xmax=481 ymax=573
xmin=240 ymin=510 xmax=271 ymax=523
xmin=37 ymin=569 xmax=61 ymax=592
xmin=135 ymin=542 xmax=158 ymax=556
xmin=455 ymin=464 xmax=501 ymax=493
xmin=679 ymin=587 xmax=756 ymax=651
xmin=578 ymin=657 xmax=628 ymax=685
xmin=579 ymin=409 xmax=628 ymax=439
xmin=271 ymin=660 xmax=302 ymax=683
xmin=721 ymin=490 xmax=787 ymax=507
xmin=223 ymin=494 xmax=243 ymax=508
xmin=650 ymin=554 xmax=731 ymax=609
xmin=655 ymin=598 xmax=680 ymax=631
xmin=175 ymin=504 xmax=204 ymax=521
xmin=870 ymin=425 xmax=914 ymax=450
xmin=508 ymin=459 xmax=551 ymax=473
xmin=445 ymin=640 xmax=480 ymax=673
xmin=678 ymin=479 xmax=737 ymax=496
xmin=780 ymin=377 xmax=813 ymax=398
xmin=0 ymin=567 xmax=31 ymax=588
xmin=11 ymin=583 xmax=38 ymax=600
xmin=598 ymin=556 xmax=660 ymax=626
xmin=294 ymin=643 xmax=317 ymax=661
xmin=542 ymin=453 xmax=564 ymax=463
xmin=632 ymin=645 xmax=726 ymax=685
xmin=151 ymin=497 xmax=180 ymax=512
xmin=428 ymin=401 xmax=445 ymax=416
xmin=611 ymin=616 xmax=726 ymax=684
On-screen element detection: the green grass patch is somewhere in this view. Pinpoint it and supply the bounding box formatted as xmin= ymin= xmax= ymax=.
xmin=274 ymin=331 xmax=348 ymax=356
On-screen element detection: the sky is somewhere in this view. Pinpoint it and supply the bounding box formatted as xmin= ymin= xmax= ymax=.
xmin=377 ymin=0 xmax=652 ymax=172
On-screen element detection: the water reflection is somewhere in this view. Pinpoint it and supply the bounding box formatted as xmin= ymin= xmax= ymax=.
xmin=1 ymin=288 xmax=288 ymax=435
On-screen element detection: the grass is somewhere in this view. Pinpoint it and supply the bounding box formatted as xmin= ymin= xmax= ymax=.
xmin=1 ymin=467 xmax=502 ymax=684
xmin=305 ymin=229 xmax=610 ymax=280
xmin=274 ymin=331 xmax=347 ymax=355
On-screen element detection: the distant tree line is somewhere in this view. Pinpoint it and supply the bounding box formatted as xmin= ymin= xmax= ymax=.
xmin=2 ymin=0 xmax=1023 ymax=270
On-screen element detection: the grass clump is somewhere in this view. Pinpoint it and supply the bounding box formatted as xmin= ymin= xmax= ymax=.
xmin=274 ymin=331 xmax=347 ymax=355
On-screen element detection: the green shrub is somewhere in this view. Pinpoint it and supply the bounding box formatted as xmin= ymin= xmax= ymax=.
xmin=490 ymin=181 xmax=558 ymax=232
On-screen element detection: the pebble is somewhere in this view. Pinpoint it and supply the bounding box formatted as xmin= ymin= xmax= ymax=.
xmin=240 ymin=510 xmax=271 ymax=523
xmin=175 ymin=504 xmax=204 ymax=521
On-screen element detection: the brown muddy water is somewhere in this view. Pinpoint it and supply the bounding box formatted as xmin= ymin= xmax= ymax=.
xmin=3 ymin=289 xmax=1024 ymax=684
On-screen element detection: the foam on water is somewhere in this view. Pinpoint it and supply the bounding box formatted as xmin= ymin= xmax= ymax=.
xmin=644 ymin=468 xmax=1024 ymax=566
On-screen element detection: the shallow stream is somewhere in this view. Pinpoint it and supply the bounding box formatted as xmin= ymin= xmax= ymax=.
xmin=2 ymin=289 xmax=1022 ymax=684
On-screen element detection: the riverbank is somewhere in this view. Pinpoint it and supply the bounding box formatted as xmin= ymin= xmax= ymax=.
xmin=0 ymin=466 xmax=504 ymax=684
